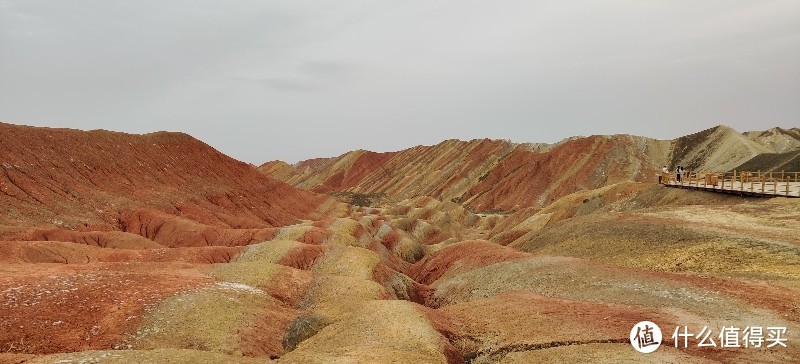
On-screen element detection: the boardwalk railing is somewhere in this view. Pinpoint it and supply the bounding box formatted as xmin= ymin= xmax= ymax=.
xmin=660 ymin=170 xmax=800 ymax=198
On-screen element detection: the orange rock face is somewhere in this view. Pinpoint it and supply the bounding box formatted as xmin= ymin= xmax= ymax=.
xmin=0 ymin=122 xmax=328 ymax=246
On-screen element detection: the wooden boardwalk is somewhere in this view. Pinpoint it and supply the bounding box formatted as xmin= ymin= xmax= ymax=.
xmin=661 ymin=171 xmax=800 ymax=198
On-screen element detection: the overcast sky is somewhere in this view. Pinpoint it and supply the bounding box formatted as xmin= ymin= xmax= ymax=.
xmin=1 ymin=1 xmax=798 ymax=163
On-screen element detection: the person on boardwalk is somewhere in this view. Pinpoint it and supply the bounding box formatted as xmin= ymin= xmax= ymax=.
xmin=676 ymin=165 xmax=683 ymax=183
xmin=659 ymin=165 xmax=668 ymax=184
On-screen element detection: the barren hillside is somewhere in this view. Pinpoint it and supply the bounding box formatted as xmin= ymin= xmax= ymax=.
xmin=263 ymin=125 xmax=794 ymax=212
xmin=744 ymin=127 xmax=800 ymax=154
xmin=0 ymin=122 xmax=343 ymax=251
xmin=668 ymin=125 xmax=770 ymax=172
xmin=734 ymin=150 xmax=800 ymax=173
xmin=2 ymin=123 xmax=799 ymax=363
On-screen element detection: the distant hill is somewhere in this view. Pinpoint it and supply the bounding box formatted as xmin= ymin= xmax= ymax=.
xmin=259 ymin=136 xmax=670 ymax=211
xmin=743 ymin=127 xmax=800 ymax=153
xmin=261 ymin=125 xmax=799 ymax=212
xmin=667 ymin=125 xmax=769 ymax=172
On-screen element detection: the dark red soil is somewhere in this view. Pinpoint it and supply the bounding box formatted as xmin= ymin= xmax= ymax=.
xmin=0 ymin=263 xmax=211 ymax=354
xmin=408 ymin=240 xmax=531 ymax=285
xmin=0 ymin=122 xmax=326 ymax=247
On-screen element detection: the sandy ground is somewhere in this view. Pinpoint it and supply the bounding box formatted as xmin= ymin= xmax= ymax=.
xmin=3 ymin=188 xmax=799 ymax=363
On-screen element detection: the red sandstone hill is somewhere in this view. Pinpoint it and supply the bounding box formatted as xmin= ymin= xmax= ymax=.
xmin=259 ymin=136 xmax=669 ymax=211
xmin=0 ymin=122 xmax=330 ymax=247
xmin=260 ymin=125 xmax=799 ymax=212
xmin=461 ymin=134 xmax=663 ymax=211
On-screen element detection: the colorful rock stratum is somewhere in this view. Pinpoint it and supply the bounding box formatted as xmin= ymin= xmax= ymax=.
xmin=2 ymin=122 xmax=800 ymax=363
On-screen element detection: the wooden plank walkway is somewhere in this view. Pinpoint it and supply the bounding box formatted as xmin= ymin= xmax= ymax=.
xmin=660 ymin=171 xmax=800 ymax=198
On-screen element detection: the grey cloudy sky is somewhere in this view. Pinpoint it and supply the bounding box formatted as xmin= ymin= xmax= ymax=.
xmin=1 ymin=1 xmax=798 ymax=163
